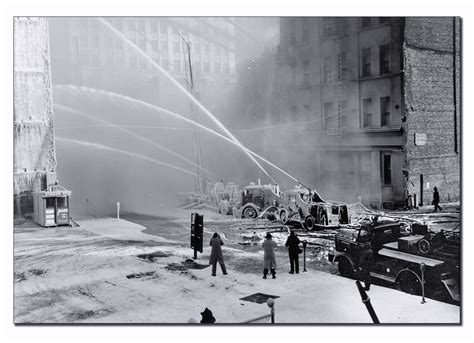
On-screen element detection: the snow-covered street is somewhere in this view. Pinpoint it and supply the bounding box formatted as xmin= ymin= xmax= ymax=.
xmin=14 ymin=214 xmax=460 ymax=324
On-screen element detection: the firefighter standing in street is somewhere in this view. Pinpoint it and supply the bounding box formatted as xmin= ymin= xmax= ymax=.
xmin=285 ymin=230 xmax=301 ymax=274
xmin=209 ymin=233 xmax=228 ymax=276
xmin=262 ymin=233 xmax=277 ymax=279
xmin=432 ymin=187 xmax=443 ymax=212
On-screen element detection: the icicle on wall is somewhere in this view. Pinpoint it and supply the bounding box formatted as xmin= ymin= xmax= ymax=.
xmin=14 ymin=17 xmax=57 ymax=218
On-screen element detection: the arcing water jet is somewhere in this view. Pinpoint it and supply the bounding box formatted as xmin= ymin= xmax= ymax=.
xmin=56 ymin=137 xmax=199 ymax=177
xmin=97 ymin=17 xmax=275 ymax=184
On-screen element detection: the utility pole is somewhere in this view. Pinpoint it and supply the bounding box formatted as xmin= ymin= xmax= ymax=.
xmin=182 ymin=36 xmax=205 ymax=195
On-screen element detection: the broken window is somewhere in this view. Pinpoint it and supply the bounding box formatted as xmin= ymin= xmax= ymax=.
xmin=362 ymin=98 xmax=372 ymax=128
xmin=382 ymin=154 xmax=392 ymax=185
xmin=379 ymin=44 xmax=390 ymax=75
xmin=380 ymin=96 xmax=391 ymax=127
xmin=361 ymin=48 xmax=371 ymax=77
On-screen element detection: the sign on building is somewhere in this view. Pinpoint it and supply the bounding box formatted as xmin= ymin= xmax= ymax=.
xmin=414 ymin=133 xmax=427 ymax=146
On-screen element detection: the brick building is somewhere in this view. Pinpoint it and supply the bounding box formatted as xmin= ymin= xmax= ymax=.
xmin=265 ymin=17 xmax=460 ymax=208
xmin=14 ymin=17 xmax=57 ymax=219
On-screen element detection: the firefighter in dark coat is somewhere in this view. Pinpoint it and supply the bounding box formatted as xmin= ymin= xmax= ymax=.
xmin=285 ymin=230 xmax=301 ymax=274
xmin=432 ymin=187 xmax=442 ymax=212
xmin=209 ymin=233 xmax=228 ymax=276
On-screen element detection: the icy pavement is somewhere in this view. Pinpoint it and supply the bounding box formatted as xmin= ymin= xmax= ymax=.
xmin=14 ymin=217 xmax=460 ymax=324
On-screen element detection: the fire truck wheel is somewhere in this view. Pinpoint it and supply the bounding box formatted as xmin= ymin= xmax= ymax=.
xmin=338 ymin=256 xmax=354 ymax=278
xmin=398 ymin=271 xmax=422 ymax=296
xmin=304 ymin=215 xmax=315 ymax=231
xmin=243 ymin=206 xmax=258 ymax=219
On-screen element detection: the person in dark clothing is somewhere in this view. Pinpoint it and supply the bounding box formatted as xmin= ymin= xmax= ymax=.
xmin=358 ymin=249 xmax=374 ymax=291
xmin=432 ymin=187 xmax=442 ymax=212
xmin=200 ymin=307 xmax=216 ymax=323
xmin=209 ymin=233 xmax=228 ymax=276
xmin=285 ymin=230 xmax=301 ymax=274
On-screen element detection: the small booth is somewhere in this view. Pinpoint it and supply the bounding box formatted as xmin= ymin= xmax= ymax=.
xmin=33 ymin=183 xmax=71 ymax=227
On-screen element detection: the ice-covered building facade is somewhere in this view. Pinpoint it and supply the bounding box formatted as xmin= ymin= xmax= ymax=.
xmin=14 ymin=17 xmax=57 ymax=220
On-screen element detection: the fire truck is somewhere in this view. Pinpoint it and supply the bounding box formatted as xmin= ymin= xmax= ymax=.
xmin=329 ymin=217 xmax=460 ymax=303
xmin=236 ymin=182 xmax=281 ymax=219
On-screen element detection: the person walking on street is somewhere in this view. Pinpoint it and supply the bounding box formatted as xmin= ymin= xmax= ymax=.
xmin=262 ymin=232 xmax=277 ymax=279
xmin=432 ymin=187 xmax=443 ymax=212
xmin=209 ymin=233 xmax=228 ymax=276
xmin=285 ymin=230 xmax=301 ymax=274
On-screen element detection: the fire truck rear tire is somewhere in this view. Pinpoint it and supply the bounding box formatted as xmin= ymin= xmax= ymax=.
xmin=279 ymin=209 xmax=288 ymax=223
xmin=398 ymin=271 xmax=422 ymax=296
xmin=243 ymin=206 xmax=258 ymax=219
xmin=338 ymin=256 xmax=354 ymax=278
xmin=304 ymin=215 xmax=315 ymax=231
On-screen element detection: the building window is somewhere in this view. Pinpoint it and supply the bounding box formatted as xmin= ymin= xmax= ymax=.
xmin=138 ymin=39 xmax=146 ymax=52
xmin=323 ymin=57 xmax=334 ymax=83
xmin=379 ymin=44 xmax=390 ymax=75
xmin=290 ymin=105 xmax=298 ymax=120
xmin=173 ymin=41 xmax=181 ymax=54
xmin=137 ymin=20 xmax=145 ymax=33
xmin=360 ymin=17 xmax=371 ymax=29
xmin=338 ymin=52 xmax=347 ymax=80
xmin=289 ymin=21 xmax=296 ymax=45
xmin=174 ymin=59 xmax=181 ymax=71
xmin=380 ymin=96 xmax=391 ymax=127
xmin=341 ymin=100 xmax=348 ymax=128
xmin=362 ymin=98 xmax=372 ymax=128
xmin=126 ymin=19 xmax=136 ymax=32
xmin=223 ymin=63 xmax=230 ymax=74
xmin=322 ymin=18 xmax=335 ymax=37
xmin=379 ymin=17 xmax=390 ymax=24
xmin=290 ymin=63 xmax=297 ymax=87
xmin=382 ymin=154 xmax=392 ymax=185
xmin=151 ymin=39 xmax=159 ymax=51
xmin=302 ymin=19 xmax=310 ymax=43
xmin=323 ymin=102 xmax=334 ymax=129
xmin=303 ymin=60 xmax=311 ymax=87
xmin=361 ymin=48 xmax=371 ymax=77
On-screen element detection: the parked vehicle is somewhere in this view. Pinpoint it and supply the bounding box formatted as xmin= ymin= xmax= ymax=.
xmin=329 ymin=218 xmax=460 ymax=303
xmin=236 ymin=183 xmax=281 ymax=219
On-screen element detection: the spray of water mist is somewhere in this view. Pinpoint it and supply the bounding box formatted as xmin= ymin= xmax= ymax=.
xmin=54 ymin=85 xmax=312 ymax=189
xmin=54 ymin=103 xmax=215 ymax=178
xmin=56 ymin=137 xmax=198 ymax=177
xmin=97 ymin=17 xmax=274 ymax=183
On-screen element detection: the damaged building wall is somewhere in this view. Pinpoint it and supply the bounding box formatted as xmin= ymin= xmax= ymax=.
xmin=403 ymin=17 xmax=461 ymax=205
xmin=14 ymin=17 xmax=57 ymax=219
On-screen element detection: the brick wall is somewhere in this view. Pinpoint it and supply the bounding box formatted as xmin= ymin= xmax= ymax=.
xmin=403 ymin=17 xmax=460 ymax=205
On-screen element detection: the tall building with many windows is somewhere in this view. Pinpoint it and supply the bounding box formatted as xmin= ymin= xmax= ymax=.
xmin=50 ymin=17 xmax=237 ymax=110
xmin=268 ymin=17 xmax=460 ymax=208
